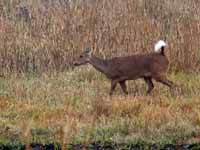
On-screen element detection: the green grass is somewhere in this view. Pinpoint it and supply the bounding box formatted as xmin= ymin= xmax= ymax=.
xmin=1 ymin=67 xmax=200 ymax=147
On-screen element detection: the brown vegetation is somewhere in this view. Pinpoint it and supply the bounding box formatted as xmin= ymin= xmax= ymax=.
xmin=0 ymin=0 xmax=200 ymax=147
xmin=0 ymin=0 xmax=200 ymax=75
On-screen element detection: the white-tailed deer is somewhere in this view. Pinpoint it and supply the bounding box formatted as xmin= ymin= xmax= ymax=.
xmin=74 ymin=40 xmax=175 ymax=95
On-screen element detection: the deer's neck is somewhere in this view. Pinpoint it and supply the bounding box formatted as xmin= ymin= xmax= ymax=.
xmin=89 ymin=55 xmax=109 ymax=75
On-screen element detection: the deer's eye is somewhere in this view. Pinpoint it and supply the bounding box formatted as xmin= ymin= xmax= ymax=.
xmin=80 ymin=55 xmax=83 ymax=58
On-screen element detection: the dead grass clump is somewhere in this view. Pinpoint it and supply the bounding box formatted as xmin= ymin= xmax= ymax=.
xmin=91 ymin=96 xmax=112 ymax=117
xmin=110 ymin=97 xmax=145 ymax=118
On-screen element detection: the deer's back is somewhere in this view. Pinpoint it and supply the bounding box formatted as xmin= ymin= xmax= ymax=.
xmin=107 ymin=53 xmax=169 ymax=80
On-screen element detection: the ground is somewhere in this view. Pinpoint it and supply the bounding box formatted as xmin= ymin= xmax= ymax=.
xmin=0 ymin=66 xmax=200 ymax=148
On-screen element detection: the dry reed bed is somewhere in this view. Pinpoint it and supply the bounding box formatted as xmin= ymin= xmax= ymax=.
xmin=0 ymin=0 xmax=200 ymax=74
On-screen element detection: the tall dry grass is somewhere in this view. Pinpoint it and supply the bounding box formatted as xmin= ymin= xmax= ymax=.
xmin=0 ymin=0 xmax=200 ymax=75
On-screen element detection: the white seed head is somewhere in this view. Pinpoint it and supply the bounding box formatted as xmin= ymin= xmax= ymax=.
xmin=154 ymin=40 xmax=167 ymax=53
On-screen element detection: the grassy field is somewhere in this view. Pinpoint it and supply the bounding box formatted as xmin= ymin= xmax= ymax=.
xmin=1 ymin=67 xmax=200 ymax=148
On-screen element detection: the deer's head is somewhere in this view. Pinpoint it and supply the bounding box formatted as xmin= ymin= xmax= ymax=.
xmin=74 ymin=48 xmax=92 ymax=66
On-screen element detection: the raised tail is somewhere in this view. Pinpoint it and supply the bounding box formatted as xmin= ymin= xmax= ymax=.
xmin=154 ymin=40 xmax=167 ymax=55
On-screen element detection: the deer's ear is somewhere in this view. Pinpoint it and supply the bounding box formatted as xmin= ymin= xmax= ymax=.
xmin=85 ymin=47 xmax=92 ymax=56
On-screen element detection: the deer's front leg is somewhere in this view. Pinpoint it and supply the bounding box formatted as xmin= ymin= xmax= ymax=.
xmin=119 ymin=80 xmax=128 ymax=95
xmin=109 ymin=80 xmax=118 ymax=96
xmin=144 ymin=77 xmax=154 ymax=94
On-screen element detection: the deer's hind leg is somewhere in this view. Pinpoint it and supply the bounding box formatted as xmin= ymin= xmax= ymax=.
xmin=154 ymin=75 xmax=175 ymax=89
xmin=109 ymin=80 xmax=118 ymax=96
xmin=144 ymin=77 xmax=154 ymax=94
xmin=119 ymin=80 xmax=128 ymax=95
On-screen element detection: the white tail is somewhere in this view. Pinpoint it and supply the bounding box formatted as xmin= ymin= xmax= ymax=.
xmin=154 ymin=40 xmax=167 ymax=53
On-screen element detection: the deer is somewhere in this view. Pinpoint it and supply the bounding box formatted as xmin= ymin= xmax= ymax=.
xmin=74 ymin=40 xmax=175 ymax=95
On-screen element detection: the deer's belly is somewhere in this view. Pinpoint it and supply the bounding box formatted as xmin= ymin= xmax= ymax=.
xmin=108 ymin=69 xmax=152 ymax=80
